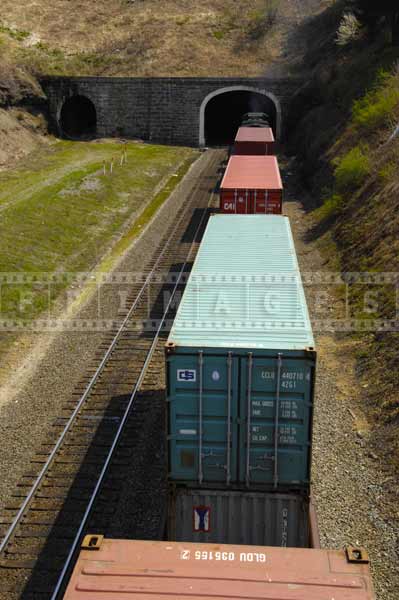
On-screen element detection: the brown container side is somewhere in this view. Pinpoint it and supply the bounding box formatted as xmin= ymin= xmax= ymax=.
xmin=220 ymin=155 xmax=283 ymax=191
xmin=235 ymin=126 xmax=275 ymax=143
xmin=63 ymin=538 xmax=375 ymax=600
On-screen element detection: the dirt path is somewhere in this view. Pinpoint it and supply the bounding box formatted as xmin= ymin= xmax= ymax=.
xmin=282 ymin=165 xmax=398 ymax=600
xmin=0 ymin=147 xmax=97 ymax=212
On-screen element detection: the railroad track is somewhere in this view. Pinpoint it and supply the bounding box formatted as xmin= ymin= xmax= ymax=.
xmin=0 ymin=149 xmax=224 ymax=600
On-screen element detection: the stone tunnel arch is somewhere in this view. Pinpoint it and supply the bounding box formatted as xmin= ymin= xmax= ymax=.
xmin=59 ymin=95 xmax=97 ymax=139
xmin=199 ymin=86 xmax=281 ymax=147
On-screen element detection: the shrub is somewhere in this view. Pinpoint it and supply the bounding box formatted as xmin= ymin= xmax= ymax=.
xmin=315 ymin=193 xmax=344 ymax=221
xmin=334 ymin=145 xmax=371 ymax=191
xmin=213 ymin=31 xmax=224 ymax=40
xmin=352 ymin=72 xmax=399 ymax=131
xmin=264 ymin=0 xmax=279 ymax=27
xmin=336 ymin=12 xmax=362 ymax=46
xmin=0 ymin=25 xmax=30 ymax=41
xmin=378 ymin=161 xmax=396 ymax=182
xmin=248 ymin=0 xmax=279 ymax=39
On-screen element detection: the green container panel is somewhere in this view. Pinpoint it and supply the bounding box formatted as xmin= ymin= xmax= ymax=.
xmin=168 ymin=353 xmax=239 ymax=483
xmin=167 ymin=349 xmax=315 ymax=489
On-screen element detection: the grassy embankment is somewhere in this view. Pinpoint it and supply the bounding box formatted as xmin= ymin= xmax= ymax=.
xmin=290 ymin=2 xmax=399 ymax=461
xmin=0 ymin=140 xmax=198 ymax=327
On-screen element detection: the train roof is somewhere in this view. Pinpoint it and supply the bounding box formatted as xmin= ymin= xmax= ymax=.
xmin=167 ymin=215 xmax=315 ymax=351
xmin=220 ymin=155 xmax=282 ymax=190
xmin=235 ymin=126 xmax=275 ymax=143
xmin=63 ymin=537 xmax=375 ymax=600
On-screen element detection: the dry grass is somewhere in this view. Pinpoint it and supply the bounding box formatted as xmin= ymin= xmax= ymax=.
xmin=0 ymin=0 xmax=327 ymax=77
xmin=0 ymin=108 xmax=49 ymax=169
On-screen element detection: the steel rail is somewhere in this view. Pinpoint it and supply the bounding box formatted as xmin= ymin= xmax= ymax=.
xmin=50 ymin=182 xmax=212 ymax=600
xmin=0 ymin=153 xmax=211 ymax=556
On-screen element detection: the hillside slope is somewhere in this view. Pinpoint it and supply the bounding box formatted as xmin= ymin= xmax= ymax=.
xmin=0 ymin=0 xmax=329 ymax=77
xmin=289 ymin=2 xmax=399 ymax=465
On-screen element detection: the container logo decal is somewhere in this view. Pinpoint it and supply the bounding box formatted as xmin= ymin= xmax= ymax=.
xmin=211 ymin=370 xmax=220 ymax=381
xmin=177 ymin=369 xmax=196 ymax=382
xmin=193 ymin=506 xmax=210 ymax=532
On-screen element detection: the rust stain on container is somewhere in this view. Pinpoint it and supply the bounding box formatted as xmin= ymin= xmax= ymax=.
xmin=220 ymin=155 xmax=283 ymax=214
xmin=234 ymin=126 xmax=275 ymax=155
xmin=63 ymin=538 xmax=375 ymax=599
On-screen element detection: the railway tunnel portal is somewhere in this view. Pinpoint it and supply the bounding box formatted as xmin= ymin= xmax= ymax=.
xmin=41 ymin=77 xmax=303 ymax=147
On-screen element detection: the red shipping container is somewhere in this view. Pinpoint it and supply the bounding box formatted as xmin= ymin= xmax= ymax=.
xmin=63 ymin=537 xmax=375 ymax=600
xmin=233 ymin=126 xmax=276 ymax=155
xmin=220 ymin=155 xmax=283 ymax=214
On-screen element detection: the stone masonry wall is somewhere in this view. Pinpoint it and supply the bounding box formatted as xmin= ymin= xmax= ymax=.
xmin=41 ymin=77 xmax=302 ymax=146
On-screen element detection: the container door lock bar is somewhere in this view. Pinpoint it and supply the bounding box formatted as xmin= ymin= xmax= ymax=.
xmin=274 ymin=353 xmax=283 ymax=489
xmin=246 ymin=352 xmax=253 ymax=487
xmin=198 ymin=350 xmax=204 ymax=485
xmin=226 ymin=352 xmax=232 ymax=485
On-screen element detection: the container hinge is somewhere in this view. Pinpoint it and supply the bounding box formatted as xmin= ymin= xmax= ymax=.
xmin=250 ymin=464 xmax=273 ymax=473
xmin=202 ymin=451 xmax=223 ymax=460
xmin=81 ymin=534 xmax=104 ymax=550
xmin=207 ymin=463 xmax=228 ymax=470
xmin=346 ymin=546 xmax=369 ymax=564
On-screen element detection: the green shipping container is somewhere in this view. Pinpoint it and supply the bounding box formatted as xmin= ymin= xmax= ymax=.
xmin=166 ymin=215 xmax=316 ymax=491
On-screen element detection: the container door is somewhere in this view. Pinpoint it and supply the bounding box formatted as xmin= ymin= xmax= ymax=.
xmin=267 ymin=191 xmax=282 ymax=214
xmin=168 ymin=353 xmax=239 ymax=483
xmin=169 ymin=489 xmax=309 ymax=547
xmin=238 ymin=355 xmax=313 ymax=488
xmin=236 ymin=189 xmax=248 ymax=214
xmin=254 ymin=190 xmax=268 ymax=214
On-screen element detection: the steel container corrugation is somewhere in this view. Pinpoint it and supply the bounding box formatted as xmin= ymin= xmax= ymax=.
xmin=221 ymin=155 xmax=282 ymax=190
xmin=235 ymin=127 xmax=275 ymax=143
xmin=233 ymin=126 xmax=276 ymax=155
xmin=220 ymin=156 xmax=283 ymax=214
xmin=167 ymin=215 xmax=314 ymax=351
xmin=167 ymin=488 xmax=309 ymax=547
xmin=63 ymin=538 xmax=375 ymax=600
xmin=166 ymin=215 xmax=316 ymax=489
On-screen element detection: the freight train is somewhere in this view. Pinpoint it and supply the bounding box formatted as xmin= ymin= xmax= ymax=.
xmin=62 ymin=118 xmax=375 ymax=600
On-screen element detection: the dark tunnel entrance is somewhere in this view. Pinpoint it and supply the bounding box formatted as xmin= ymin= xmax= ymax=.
xmin=60 ymin=95 xmax=97 ymax=139
xmin=203 ymin=90 xmax=278 ymax=146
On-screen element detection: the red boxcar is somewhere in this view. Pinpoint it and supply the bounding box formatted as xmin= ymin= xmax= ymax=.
xmin=220 ymin=155 xmax=283 ymax=214
xmin=233 ymin=126 xmax=275 ymax=155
